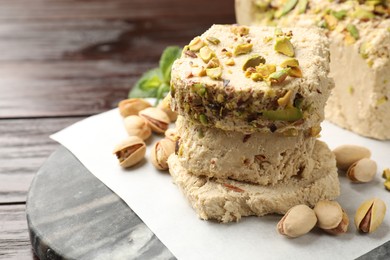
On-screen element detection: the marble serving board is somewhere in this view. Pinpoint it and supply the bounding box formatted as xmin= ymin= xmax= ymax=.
xmin=26 ymin=146 xmax=390 ymax=260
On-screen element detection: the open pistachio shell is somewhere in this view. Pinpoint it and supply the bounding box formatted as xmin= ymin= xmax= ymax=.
xmin=277 ymin=204 xmax=317 ymax=238
xmin=314 ymin=200 xmax=343 ymax=230
xmin=347 ymin=158 xmax=377 ymax=183
xmin=113 ymin=136 xmax=146 ymax=168
xmin=139 ymin=107 xmax=170 ymax=134
xmin=355 ymin=198 xmax=386 ymax=233
xmin=151 ymin=138 xmax=176 ymax=170
xmin=333 ymin=145 xmax=371 ymax=171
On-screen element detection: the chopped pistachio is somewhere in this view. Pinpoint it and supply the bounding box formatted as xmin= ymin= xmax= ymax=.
xmin=359 ymin=42 xmax=371 ymax=59
xmin=233 ymin=43 xmax=253 ymax=56
xmin=274 ymin=37 xmax=295 ymax=57
xmin=199 ymin=114 xmax=208 ymax=125
xmin=346 ymin=24 xmax=359 ymax=40
xmin=324 ymin=14 xmax=338 ymax=30
xmin=385 ymin=180 xmax=390 ymax=191
xmin=288 ymin=67 xmax=303 ymax=78
xmin=382 ymin=168 xmax=390 ymax=179
xmin=206 ymin=58 xmax=220 ymax=68
xmin=280 ymin=58 xmax=299 ymax=68
xmin=250 ymin=73 xmax=263 ymax=82
xmin=344 ymin=34 xmax=356 ymax=45
xmin=331 ymin=9 xmax=347 ymax=20
xmin=225 ymin=59 xmax=235 ymax=66
xmin=191 ymin=83 xmax=206 ymax=96
xmin=256 ymin=64 xmax=276 ymax=78
xmin=275 ymin=0 xmax=298 ymax=18
xmin=262 ymin=107 xmax=303 ymax=121
xmin=189 ymin=37 xmax=205 ymax=52
xmin=352 ymin=8 xmax=375 ymax=20
xmin=244 ymin=67 xmax=257 ymax=78
xmin=242 ymin=54 xmax=266 ymax=71
xmin=277 ymin=90 xmax=293 ymax=107
xmin=217 ymin=94 xmax=224 ymax=103
xmin=376 ymin=96 xmax=388 ymax=106
xmin=206 ymin=36 xmax=220 ymax=45
xmin=199 ymin=46 xmax=215 ymax=63
xmin=269 ymin=68 xmax=291 ymax=84
xmin=310 ymin=125 xmax=322 ymax=137
xmin=274 ymin=28 xmax=284 ymax=37
xmin=367 ymin=59 xmax=374 ymax=68
xmin=206 ymin=67 xmax=222 ymax=80
xmin=297 ymin=0 xmax=308 ymax=14
xmin=263 ymin=36 xmax=273 ymax=43
xmin=197 ymin=129 xmax=204 ymax=138
xmin=231 ymin=25 xmax=250 ymax=36
xmin=348 ymin=86 xmax=354 ymax=95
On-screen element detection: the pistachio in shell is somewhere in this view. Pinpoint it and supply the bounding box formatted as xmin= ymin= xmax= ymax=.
xmin=151 ymin=138 xmax=176 ymax=170
xmin=113 ymin=136 xmax=146 ymax=168
xmin=118 ymin=98 xmax=151 ymax=117
xmin=139 ymin=107 xmax=170 ymax=134
xmin=157 ymin=93 xmax=177 ymax=122
xmin=355 ymin=198 xmax=386 ymax=233
xmin=124 ymin=115 xmax=152 ymax=140
xmin=277 ymin=204 xmax=317 ymax=238
xmin=314 ymin=200 xmax=349 ymax=235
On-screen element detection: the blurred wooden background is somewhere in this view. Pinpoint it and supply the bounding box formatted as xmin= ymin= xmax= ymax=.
xmin=0 ymin=0 xmax=235 ymax=258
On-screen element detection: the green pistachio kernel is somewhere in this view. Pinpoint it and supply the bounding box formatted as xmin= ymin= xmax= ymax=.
xmin=199 ymin=46 xmax=215 ymax=63
xmin=324 ymin=14 xmax=338 ymax=30
xmin=256 ymin=64 xmax=276 ymax=78
xmin=262 ymin=107 xmax=303 ymax=121
xmin=198 ymin=129 xmax=204 ymax=138
xmin=231 ymin=25 xmax=250 ymax=36
xmin=206 ymin=67 xmax=222 ymax=80
xmin=242 ymin=54 xmax=266 ymax=71
xmin=189 ymin=36 xmax=205 ymax=52
xmin=217 ymin=94 xmax=225 ymax=103
xmin=199 ymin=114 xmax=208 ymax=125
xmin=274 ymin=28 xmax=284 ymax=37
xmin=382 ymin=168 xmax=390 ymax=180
xmin=274 ymin=37 xmax=295 ymax=57
xmin=206 ymin=57 xmax=220 ymax=69
xmin=376 ymin=96 xmax=388 ymax=106
xmin=288 ymin=67 xmax=302 ymax=78
xmin=352 ymin=8 xmax=375 ymax=20
xmin=359 ymin=42 xmax=371 ymax=59
xmin=297 ymin=0 xmax=308 ymax=14
xmin=206 ymin=36 xmax=220 ymax=45
xmin=250 ymin=72 xmax=263 ymax=82
xmin=269 ymin=68 xmax=291 ymax=84
xmin=280 ymin=58 xmax=299 ymax=68
xmin=233 ymin=43 xmax=253 ymax=56
xmin=275 ymin=0 xmax=298 ymax=18
xmin=191 ymin=83 xmax=206 ymax=96
xmin=346 ymin=24 xmax=359 ymax=40
xmin=331 ymin=9 xmax=347 ymax=20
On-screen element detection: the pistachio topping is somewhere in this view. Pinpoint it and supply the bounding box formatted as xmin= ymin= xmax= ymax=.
xmin=269 ymin=68 xmax=291 ymax=84
xmin=199 ymin=46 xmax=215 ymax=63
xmin=230 ymin=25 xmax=250 ymax=36
xmin=256 ymin=64 xmax=276 ymax=78
xmin=233 ymin=43 xmax=253 ymax=56
xmin=274 ymin=37 xmax=295 ymax=57
xmin=346 ymin=24 xmax=359 ymax=40
xmin=280 ymin=58 xmax=299 ymax=68
xmin=188 ymin=36 xmax=205 ymax=52
xmin=331 ymin=9 xmax=348 ymax=20
xmin=297 ymin=0 xmax=308 ymax=14
xmin=277 ymin=90 xmax=293 ymax=108
xmin=288 ymin=67 xmax=303 ymax=78
xmin=242 ymin=54 xmax=266 ymax=71
xmin=206 ymin=57 xmax=220 ymax=68
xmin=275 ymin=0 xmax=298 ymax=18
xmin=199 ymin=114 xmax=208 ymax=125
xmin=206 ymin=67 xmax=222 ymax=80
xmin=225 ymin=58 xmax=235 ymax=66
xmin=262 ymin=106 xmax=303 ymax=121
xmin=206 ymin=36 xmax=220 ymax=45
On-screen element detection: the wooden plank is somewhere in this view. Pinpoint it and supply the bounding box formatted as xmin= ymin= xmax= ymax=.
xmin=0 ymin=0 xmax=234 ymax=21
xmin=0 ymin=204 xmax=38 ymax=260
xmin=0 ymin=117 xmax=83 ymax=203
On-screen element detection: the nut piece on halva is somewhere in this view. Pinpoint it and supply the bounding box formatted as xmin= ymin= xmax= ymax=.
xmin=119 ymin=98 xmax=151 ymax=117
xmin=277 ymin=204 xmax=317 ymax=238
xmin=139 ymin=107 xmax=170 ymax=134
xmin=314 ymin=200 xmax=349 ymax=235
xmin=124 ymin=115 xmax=152 ymax=141
xmin=113 ymin=136 xmax=146 ymax=168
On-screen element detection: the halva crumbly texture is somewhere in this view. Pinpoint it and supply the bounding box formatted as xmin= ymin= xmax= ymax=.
xmin=170 ymin=24 xmax=334 ymax=134
xmin=235 ymin=0 xmax=390 ymax=139
xmin=175 ymin=116 xmax=316 ymax=185
xmin=168 ymin=140 xmax=340 ymax=223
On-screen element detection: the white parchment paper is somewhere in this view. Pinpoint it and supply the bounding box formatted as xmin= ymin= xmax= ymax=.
xmin=51 ymin=108 xmax=390 ymax=260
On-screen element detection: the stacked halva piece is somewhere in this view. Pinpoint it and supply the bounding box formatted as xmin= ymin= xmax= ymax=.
xmin=168 ymin=24 xmax=340 ymax=223
xmin=236 ymin=0 xmax=390 ymax=140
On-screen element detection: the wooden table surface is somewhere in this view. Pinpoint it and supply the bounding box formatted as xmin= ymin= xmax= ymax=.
xmin=0 ymin=1 xmax=235 ymax=258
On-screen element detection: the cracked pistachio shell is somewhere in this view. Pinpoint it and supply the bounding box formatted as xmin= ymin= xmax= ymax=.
xmin=124 ymin=115 xmax=152 ymax=140
xmin=118 ymin=98 xmax=152 ymax=117
xmin=355 ymin=198 xmax=386 ymax=233
xmin=113 ymin=136 xmax=146 ymax=168
xmin=157 ymin=94 xmax=177 ymax=122
xmin=347 ymin=158 xmax=377 ymax=183
xmin=277 ymin=204 xmax=317 ymax=238
xmin=314 ymin=200 xmax=349 ymax=234
xmin=139 ymin=107 xmax=170 ymax=134
xmin=333 ymin=145 xmax=371 ymax=171
xmin=165 ymin=128 xmax=178 ymax=142
xmin=151 ymin=138 xmax=176 ymax=170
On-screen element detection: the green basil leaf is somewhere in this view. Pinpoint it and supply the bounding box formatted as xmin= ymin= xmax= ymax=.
xmin=159 ymin=46 xmax=182 ymax=82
